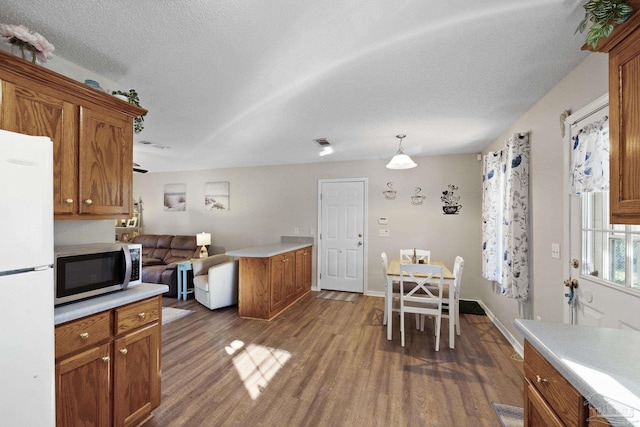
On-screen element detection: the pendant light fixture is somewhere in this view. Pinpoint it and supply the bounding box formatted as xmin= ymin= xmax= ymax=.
xmin=386 ymin=134 xmax=417 ymax=169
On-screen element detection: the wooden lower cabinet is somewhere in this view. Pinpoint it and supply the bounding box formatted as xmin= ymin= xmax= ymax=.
xmin=523 ymin=340 xmax=587 ymax=426
xmin=55 ymin=296 xmax=162 ymax=427
xmin=270 ymin=252 xmax=295 ymax=313
xmin=588 ymin=405 xmax=615 ymax=426
xmin=239 ymin=246 xmax=312 ymax=320
xmin=114 ymin=323 xmax=160 ymax=427
xmin=524 ymin=378 xmax=564 ymax=427
xmin=295 ymin=247 xmax=312 ymax=295
xmin=56 ymin=343 xmax=112 ymax=427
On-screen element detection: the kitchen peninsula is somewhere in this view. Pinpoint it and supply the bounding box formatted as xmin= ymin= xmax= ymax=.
xmin=515 ymin=319 xmax=640 ymax=426
xmin=227 ymin=237 xmax=313 ymax=320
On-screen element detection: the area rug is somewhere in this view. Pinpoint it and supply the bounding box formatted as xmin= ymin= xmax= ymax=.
xmin=459 ymin=300 xmax=487 ymax=315
xmin=162 ymin=307 xmax=195 ymax=325
xmin=492 ymin=402 xmax=524 ymax=427
xmin=316 ymin=290 xmax=359 ymax=303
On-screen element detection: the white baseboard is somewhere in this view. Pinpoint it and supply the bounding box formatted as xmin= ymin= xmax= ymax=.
xmin=365 ymin=290 xmax=385 ymax=298
xmin=472 ymin=299 xmax=524 ymax=358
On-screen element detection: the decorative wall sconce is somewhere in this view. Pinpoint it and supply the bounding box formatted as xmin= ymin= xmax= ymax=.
xmin=383 ymin=182 xmax=397 ymax=200
xmin=410 ymin=187 xmax=426 ymax=205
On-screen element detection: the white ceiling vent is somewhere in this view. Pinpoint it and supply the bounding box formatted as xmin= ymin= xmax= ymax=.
xmin=137 ymin=140 xmax=170 ymax=150
xmin=313 ymin=138 xmax=330 ymax=147
xmin=133 ymin=162 xmax=148 ymax=173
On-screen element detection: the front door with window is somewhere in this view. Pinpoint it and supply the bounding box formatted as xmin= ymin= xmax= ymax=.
xmin=566 ymin=96 xmax=640 ymax=330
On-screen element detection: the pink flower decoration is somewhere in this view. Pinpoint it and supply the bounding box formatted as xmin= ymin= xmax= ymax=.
xmin=1 ymin=23 xmax=54 ymax=63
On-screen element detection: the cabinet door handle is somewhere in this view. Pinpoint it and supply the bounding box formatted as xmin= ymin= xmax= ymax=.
xmin=120 ymin=348 xmax=128 ymax=355
xmin=65 ymin=198 xmax=73 ymax=204
xmin=536 ymin=375 xmax=548 ymax=383
xmin=84 ymin=199 xmax=93 ymax=205
xmin=80 ymin=332 xmax=89 ymax=340
xmin=102 ymin=356 xmax=110 ymax=363
xmin=138 ymin=312 xmax=146 ymax=319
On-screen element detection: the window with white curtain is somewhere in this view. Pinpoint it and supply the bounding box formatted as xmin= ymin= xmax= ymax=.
xmin=481 ymin=133 xmax=530 ymax=301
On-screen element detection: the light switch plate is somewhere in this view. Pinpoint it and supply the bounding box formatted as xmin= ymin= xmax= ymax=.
xmin=378 ymin=217 xmax=388 ymax=225
xmin=379 ymin=229 xmax=389 ymax=237
xmin=551 ymin=243 xmax=560 ymax=259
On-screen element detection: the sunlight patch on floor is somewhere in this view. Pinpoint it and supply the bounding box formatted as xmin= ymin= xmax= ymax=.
xmin=226 ymin=340 xmax=292 ymax=400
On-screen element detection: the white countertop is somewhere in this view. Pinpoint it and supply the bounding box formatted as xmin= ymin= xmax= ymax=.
xmin=515 ymin=319 xmax=640 ymax=426
xmin=226 ymin=242 xmax=312 ymax=258
xmin=54 ymin=283 xmax=169 ymax=325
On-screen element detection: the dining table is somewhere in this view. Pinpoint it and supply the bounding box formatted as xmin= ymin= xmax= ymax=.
xmin=385 ymin=259 xmax=456 ymax=348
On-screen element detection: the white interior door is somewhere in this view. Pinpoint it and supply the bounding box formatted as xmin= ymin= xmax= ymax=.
xmin=318 ymin=179 xmax=366 ymax=293
xmin=565 ymin=95 xmax=640 ymax=330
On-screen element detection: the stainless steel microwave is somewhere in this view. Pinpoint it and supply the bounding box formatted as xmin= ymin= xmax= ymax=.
xmin=54 ymin=243 xmax=142 ymax=306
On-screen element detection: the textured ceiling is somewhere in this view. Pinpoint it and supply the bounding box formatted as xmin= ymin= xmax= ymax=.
xmin=1 ymin=0 xmax=590 ymax=172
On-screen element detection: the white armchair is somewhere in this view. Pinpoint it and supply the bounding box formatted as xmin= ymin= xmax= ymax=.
xmin=191 ymin=254 xmax=239 ymax=310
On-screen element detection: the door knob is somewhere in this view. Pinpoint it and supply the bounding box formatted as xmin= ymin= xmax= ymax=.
xmin=358 ymin=241 xmax=363 ymax=246
xmin=84 ymin=199 xmax=93 ymax=205
xmin=65 ymin=198 xmax=73 ymax=204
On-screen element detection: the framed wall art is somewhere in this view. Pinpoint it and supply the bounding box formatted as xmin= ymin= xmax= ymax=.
xmin=205 ymin=181 xmax=230 ymax=211
xmin=164 ymin=183 xmax=187 ymax=211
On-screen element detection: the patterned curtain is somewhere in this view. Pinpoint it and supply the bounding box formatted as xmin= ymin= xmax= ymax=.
xmin=482 ymin=133 xmax=530 ymax=301
xmin=571 ymin=116 xmax=609 ymax=194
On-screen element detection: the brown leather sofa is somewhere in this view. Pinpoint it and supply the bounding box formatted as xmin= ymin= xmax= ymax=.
xmin=132 ymin=234 xmax=200 ymax=297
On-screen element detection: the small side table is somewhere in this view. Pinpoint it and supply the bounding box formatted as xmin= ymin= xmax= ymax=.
xmin=176 ymin=261 xmax=193 ymax=301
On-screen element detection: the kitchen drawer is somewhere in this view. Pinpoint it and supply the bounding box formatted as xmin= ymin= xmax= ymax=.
xmin=525 ymin=377 xmax=564 ymax=427
xmin=524 ymin=341 xmax=586 ymax=426
xmin=55 ymin=311 xmax=112 ymax=360
xmin=114 ymin=297 xmax=159 ymax=335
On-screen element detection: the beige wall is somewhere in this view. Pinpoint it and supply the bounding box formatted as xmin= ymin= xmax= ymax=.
xmin=481 ymin=53 xmax=609 ymax=344
xmin=134 ymin=154 xmax=482 ymax=297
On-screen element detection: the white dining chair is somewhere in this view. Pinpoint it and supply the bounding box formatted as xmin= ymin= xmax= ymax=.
xmin=399 ymin=263 xmax=444 ymax=350
xmin=381 ymin=252 xmax=400 ymax=326
xmin=450 ymin=256 xmax=465 ymax=335
xmin=400 ymin=249 xmax=431 ymax=263
xmin=421 ymin=256 xmax=465 ymax=346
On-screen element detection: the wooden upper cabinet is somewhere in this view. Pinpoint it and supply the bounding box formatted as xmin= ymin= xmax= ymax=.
xmin=79 ymin=105 xmax=133 ymax=216
xmin=0 ymin=81 xmax=78 ymax=214
xmin=609 ymin=28 xmax=640 ymax=223
xmin=0 ymin=49 xmax=146 ymax=220
xmin=583 ymin=2 xmax=640 ymax=223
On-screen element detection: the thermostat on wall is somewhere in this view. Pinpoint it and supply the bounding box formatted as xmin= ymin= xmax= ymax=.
xmin=378 ymin=217 xmax=388 ymax=225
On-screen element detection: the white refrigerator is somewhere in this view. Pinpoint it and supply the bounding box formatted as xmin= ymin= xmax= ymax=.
xmin=0 ymin=129 xmax=55 ymax=426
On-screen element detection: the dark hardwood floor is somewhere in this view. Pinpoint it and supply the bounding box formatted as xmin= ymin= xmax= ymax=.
xmin=148 ymin=292 xmax=524 ymax=426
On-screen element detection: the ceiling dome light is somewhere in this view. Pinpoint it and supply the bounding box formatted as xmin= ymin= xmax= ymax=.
xmin=319 ymin=146 xmax=334 ymax=156
xmin=386 ymin=134 xmax=417 ymax=169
